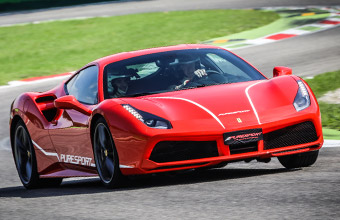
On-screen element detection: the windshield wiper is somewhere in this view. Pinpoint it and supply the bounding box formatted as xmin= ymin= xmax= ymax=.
xmin=125 ymin=91 xmax=160 ymax=97
xmin=177 ymin=83 xmax=216 ymax=91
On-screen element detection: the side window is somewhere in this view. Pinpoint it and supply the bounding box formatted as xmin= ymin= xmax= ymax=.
xmin=66 ymin=65 xmax=99 ymax=105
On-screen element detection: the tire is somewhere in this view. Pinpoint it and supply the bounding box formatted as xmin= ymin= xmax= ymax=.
xmin=93 ymin=118 xmax=123 ymax=188
xmin=12 ymin=120 xmax=62 ymax=189
xmin=278 ymin=150 xmax=319 ymax=169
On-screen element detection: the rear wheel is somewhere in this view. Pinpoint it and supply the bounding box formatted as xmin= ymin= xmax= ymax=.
xmin=93 ymin=118 xmax=123 ymax=188
xmin=13 ymin=120 xmax=62 ymax=189
xmin=278 ymin=150 xmax=319 ymax=169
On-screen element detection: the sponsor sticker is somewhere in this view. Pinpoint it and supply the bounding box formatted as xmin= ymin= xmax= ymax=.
xmin=223 ymin=128 xmax=263 ymax=145
xmin=60 ymin=153 xmax=94 ymax=167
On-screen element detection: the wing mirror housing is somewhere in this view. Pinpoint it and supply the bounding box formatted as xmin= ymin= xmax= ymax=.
xmin=54 ymin=95 xmax=92 ymax=116
xmin=273 ymin=66 xmax=292 ymax=77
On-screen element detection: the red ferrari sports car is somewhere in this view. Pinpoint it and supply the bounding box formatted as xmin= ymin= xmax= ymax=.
xmin=10 ymin=44 xmax=323 ymax=188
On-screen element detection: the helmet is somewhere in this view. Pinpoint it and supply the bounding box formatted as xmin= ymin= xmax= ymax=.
xmin=177 ymin=54 xmax=200 ymax=65
xmin=111 ymin=74 xmax=132 ymax=81
xmin=108 ymin=66 xmax=133 ymax=79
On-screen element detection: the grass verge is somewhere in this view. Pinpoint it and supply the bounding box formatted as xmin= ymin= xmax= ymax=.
xmin=305 ymin=70 xmax=340 ymax=132
xmin=305 ymin=70 xmax=340 ymax=98
xmin=0 ymin=9 xmax=279 ymax=85
xmin=323 ymin=128 xmax=340 ymax=140
xmin=318 ymin=103 xmax=340 ymax=131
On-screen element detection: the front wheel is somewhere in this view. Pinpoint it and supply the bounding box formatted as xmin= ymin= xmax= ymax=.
xmin=93 ymin=118 xmax=123 ymax=188
xmin=278 ymin=150 xmax=319 ymax=169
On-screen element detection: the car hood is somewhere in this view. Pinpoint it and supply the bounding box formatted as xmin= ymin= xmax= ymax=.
xmin=120 ymin=76 xmax=299 ymax=132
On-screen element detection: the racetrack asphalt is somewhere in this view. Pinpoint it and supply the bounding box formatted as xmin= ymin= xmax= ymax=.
xmin=0 ymin=0 xmax=340 ymax=219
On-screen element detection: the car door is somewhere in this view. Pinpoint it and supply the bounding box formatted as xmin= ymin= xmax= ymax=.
xmin=48 ymin=65 xmax=99 ymax=170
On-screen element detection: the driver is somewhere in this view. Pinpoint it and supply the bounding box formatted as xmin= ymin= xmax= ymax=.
xmin=172 ymin=54 xmax=207 ymax=90
xmin=110 ymin=67 xmax=133 ymax=98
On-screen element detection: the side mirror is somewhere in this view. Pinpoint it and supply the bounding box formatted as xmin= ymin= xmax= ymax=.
xmin=273 ymin=66 xmax=292 ymax=77
xmin=54 ymin=95 xmax=92 ymax=116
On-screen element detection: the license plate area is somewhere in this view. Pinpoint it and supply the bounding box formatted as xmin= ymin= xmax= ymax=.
xmin=223 ymin=128 xmax=263 ymax=145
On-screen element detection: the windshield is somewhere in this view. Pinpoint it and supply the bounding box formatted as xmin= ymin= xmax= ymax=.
xmin=103 ymin=48 xmax=265 ymax=99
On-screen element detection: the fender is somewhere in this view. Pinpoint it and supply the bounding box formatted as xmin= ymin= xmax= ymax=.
xmin=10 ymin=92 xmax=60 ymax=173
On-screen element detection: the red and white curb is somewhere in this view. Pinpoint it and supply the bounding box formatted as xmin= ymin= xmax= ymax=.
xmin=0 ymin=72 xmax=74 ymax=89
xmin=224 ymin=6 xmax=340 ymax=50
xmin=244 ymin=18 xmax=340 ymax=47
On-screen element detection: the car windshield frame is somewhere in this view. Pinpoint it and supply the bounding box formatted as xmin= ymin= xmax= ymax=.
xmin=103 ymin=48 xmax=266 ymax=99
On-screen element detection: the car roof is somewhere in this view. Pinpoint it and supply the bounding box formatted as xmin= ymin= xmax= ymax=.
xmin=93 ymin=44 xmax=221 ymax=66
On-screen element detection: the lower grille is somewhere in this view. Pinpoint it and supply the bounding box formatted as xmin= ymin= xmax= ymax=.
xmin=263 ymin=121 xmax=318 ymax=150
xmin=229 ymin=142 xmax=258 ymax=155
xmin=274 ymin=145 xmax=319 ymax=155
xmin=149 ymin=141 xmax=218 ymax=163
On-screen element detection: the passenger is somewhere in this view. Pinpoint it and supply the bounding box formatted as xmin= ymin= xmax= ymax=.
xmin=171 ymin=54 xmax=207 ymax=90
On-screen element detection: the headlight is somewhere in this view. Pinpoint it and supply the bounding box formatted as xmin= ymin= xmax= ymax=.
xmin=122 ymin=104 xmax=172 ymax=129
xmin=293 ymin=80 xmax=310 ymax=112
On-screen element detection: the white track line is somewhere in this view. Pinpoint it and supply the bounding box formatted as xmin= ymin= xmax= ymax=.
xmin=323 ymin=140 xmax=340 ymax=148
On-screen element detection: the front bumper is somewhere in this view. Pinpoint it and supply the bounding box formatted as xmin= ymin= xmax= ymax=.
xmin=141 ymin=121 xmax=323 ymax=172
xmin=118 ymin=117 xmax=323 ymax=175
